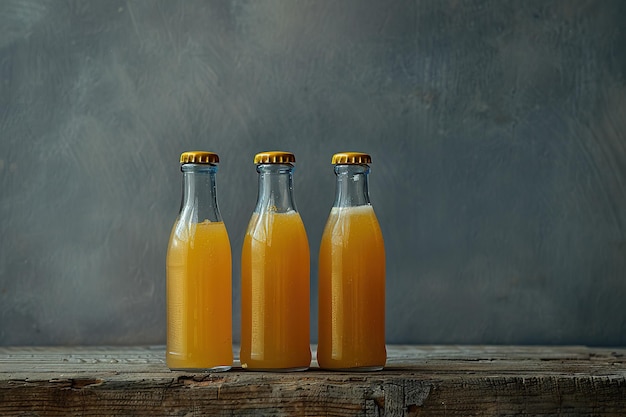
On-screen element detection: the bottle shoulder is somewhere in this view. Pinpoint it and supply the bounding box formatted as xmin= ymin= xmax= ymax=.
xmin=245 ymin=210 xmax=309 ymax=243
xmin=323 ymin=205 xmax=384 ymax=239
xmin=169 ymin=218 xmax=230 ymax=242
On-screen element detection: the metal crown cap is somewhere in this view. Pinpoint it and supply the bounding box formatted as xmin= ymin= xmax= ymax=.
xmin=331 ymin=152 xmax=372 ymax=165
xmin=254 ymin=151 xmax=296 ymax=164
xmin=180 ymin=151 xmax=219 ymax=164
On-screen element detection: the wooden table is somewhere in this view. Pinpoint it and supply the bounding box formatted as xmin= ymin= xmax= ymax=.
xmin=1 ymin=345 xmax=625 ymax=416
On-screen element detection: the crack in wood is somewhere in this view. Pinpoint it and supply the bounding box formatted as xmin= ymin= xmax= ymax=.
xmin=70 ymin=378 xmax=103 ymax=389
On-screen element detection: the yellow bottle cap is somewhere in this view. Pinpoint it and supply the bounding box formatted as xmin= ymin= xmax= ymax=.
xmin=254 ymin=151 xmax=296 ymax=164
xmin=331 ymin=152 xmax=372 ymax=164
xmin=180 ymin=151 xmax=219 ymax=164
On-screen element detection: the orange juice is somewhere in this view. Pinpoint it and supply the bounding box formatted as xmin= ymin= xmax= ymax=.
xmin=318 ymin=205 xmax=386 ymax=369
xmin=166 ymin=219 xmax=232 ymax=370
xmin=240 ymin=210 xmax=311 ymax=370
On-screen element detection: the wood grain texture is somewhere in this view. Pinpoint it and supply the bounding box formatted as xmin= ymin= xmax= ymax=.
xmin=1 ymin=345 xmax=625 ymax=416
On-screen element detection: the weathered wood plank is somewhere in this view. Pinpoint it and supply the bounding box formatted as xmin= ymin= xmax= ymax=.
xmin=1 ymin=346 xmax=625 ymax=416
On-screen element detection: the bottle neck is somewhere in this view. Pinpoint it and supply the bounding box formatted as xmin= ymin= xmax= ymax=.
xmin=255 ymin=163 xmax=298 ymax=213
xmin=179 ymin=163 xmax=222 ymax=223
xmin=333 ymin=164 xmax=371 ymax=208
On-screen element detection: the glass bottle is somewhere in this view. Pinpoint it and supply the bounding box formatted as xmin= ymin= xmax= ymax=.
xmin=317 ymin=152 xmax=386 ymax=370
xmin=240 ymin=151 xmax=311 ymax=371
xmin=166 ymin=151 xmax=233 ymax=371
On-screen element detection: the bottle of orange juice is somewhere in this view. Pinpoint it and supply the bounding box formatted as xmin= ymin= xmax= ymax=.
xmin=166 ymin=151 xmax=233 ymax=371
xmin=240 ymin=151 xmax=311 ymax=371
xmin=317 ymin=152 xmax=386 ymax=370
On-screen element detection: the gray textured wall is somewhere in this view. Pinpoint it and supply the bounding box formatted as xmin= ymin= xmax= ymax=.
xmin=1 ymin=0 xmax=625 ymax=346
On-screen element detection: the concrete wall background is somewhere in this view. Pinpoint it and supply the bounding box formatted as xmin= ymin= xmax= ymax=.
xmin=1 ymin=0 xmax=625 ymax=346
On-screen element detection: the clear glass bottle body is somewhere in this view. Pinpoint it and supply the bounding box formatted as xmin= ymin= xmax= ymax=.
xmin=240 ymin=158 xmax=311 ymax=371
xmin=166 ymin=157 xmax=233 ymax=371
xmin=317 ymin=161 xmax=386 ymax=370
